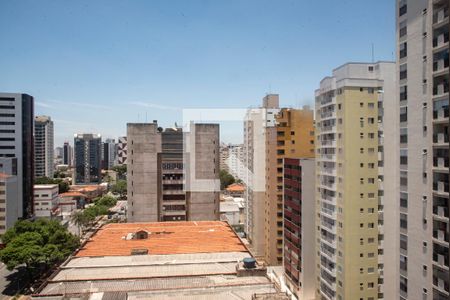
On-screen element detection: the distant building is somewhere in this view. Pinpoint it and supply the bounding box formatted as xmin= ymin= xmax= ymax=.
xmin=117 ymin=136 xmax=127 ymax=165
xmin=73 ymin=134 xmax=102 ymax=185
xmin=63 ymin=142 xmax=72 ymax=166
xmin=59 ymin=192 xmax=87 ymax=214
xmin=225 ymin=183 xmax=245 ymax=197
xmin=55 ymin=146 xmax=63 ymax=159
xmin=34 ymin=115 xmax=54 ymax=178
xmin=0 ymin=173 xmax=18 ymax=234
xmin=282 ymin=158 xmax=315 ymax=300
xmin=220 ymin=144 xmax=245 ymax=180
xmin=0 ymin=93 xmax=34 ymax=219
xmin=102 ymin=138 xmax=117 ymax=170
xmin=127 ymin=121 xmax=220 ymax=222
xmin=33 ymin=184 xmax=58 ymax=218
xmin=220 ymin=197 xmax=244 ymax=226
xmin=32 ymin=221 xmax=285 ymax=300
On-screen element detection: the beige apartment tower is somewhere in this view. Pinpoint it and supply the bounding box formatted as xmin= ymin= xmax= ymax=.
xmin=264 ymin=107 xmax=315 ymax=265
xmin=127 ymin=121 xmax=220 ymax=222
xmin=315 ymin=62 xmax=396 ymax=300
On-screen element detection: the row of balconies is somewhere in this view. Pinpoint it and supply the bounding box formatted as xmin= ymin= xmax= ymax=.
xmin=433 ymin=205 xmax=450 ymax=220
xmin=433 ymin=32 xmax=449 ymax=50
xmin=433 ymin=252 xmax=450 ymax=269
xmin=433 ymin=274 xmax=450 ymax=294
xmin=433 ymin=229 xmax=450 ymax=244
xmin=433 ymin=57 xmax=449 ymax=73
xmin=433 ymin=157 xmax=450 ymax=170
xmin=433 ymin=81 xmax=449 ymax=97
xmin=433 ymin=7 xmax=449 ymax=27
xmin=434 ymin=181 xmax=450 ymax=194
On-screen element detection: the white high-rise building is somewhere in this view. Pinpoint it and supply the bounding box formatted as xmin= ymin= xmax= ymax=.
xmin=35 ymin=115 xmax=54 ymax=178
xmin=395 ymin=0 xmax=449 ymax=299
xmin=0 ymin=93 xmax=34 ymax=220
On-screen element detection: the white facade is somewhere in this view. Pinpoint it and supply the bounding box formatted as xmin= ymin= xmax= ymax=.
xmin=243 ymin=94 xmax=280 ymax=257
xmin=34 ymin=184 xmax=59 ymax=218
xmin=0 ymin=173 xmax=18 ymax=234
xmin=35 ymin=115 xmax=54 ymax=178
xmin=220 ymin=144 xmax=246 ymax=180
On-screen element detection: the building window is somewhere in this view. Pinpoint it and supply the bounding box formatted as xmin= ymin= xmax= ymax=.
xmin=400 ymin=85 xmax=407 ymax=102
xmin=400 ymin=234 xmax=407 ymax=250
xmin=400 ymin=213 xmax=407 ymax=229
xmin=400 ymin=64 xmax=407 ymax=80
xmin=399 ymin=0 xmax=407 ymax=17
xmin=400 ymin=128 xmax=408 ymax=143
xmin=400 ymin=193 xmax=408 ymax=208
xmin=400 ymin=149 xmax=408 ymax=166
xmin=399 ymin=42 xmax=407 ymax=59
xmin=400 ymin=276 xmax=407 ymax=293
xmin=399 ymin=20 xmax=407 ymax=37
xmin=400 ymin=107 xmax=408 ymax=122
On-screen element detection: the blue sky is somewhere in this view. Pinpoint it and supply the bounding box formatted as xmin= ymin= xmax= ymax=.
xmin=0 ymin=0 xmax=395 ymax=145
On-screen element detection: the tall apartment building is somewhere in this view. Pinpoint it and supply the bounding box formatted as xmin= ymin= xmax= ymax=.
xmin=0 ymin=173 xmax=18 ymax=234
xmin=396 ymin=1 xmax=450 ymax=299
xmin=117 ymin=136 xmax=127 ymax=165
xmin=73 ymin=134 xmax=102 ymax=185
xmin=244 ymin=95 xmax=280 ymax=258
xmin=63 ymin=142 xmax=72 ymax=166
xmin=283 ymin=158 xmax=316 ymax=299
xmin=264 ymin=107 xmax=315 ymax=265
xmin=127 ymin=121 xmax=220 ymax=222
xmin=315 ymin=62 xmax=396 ymax=300
xmin=219 ymin=144 xmax=245 ymax=180
xmin=0 ymin=93 xmax=34 ymax=219
xmin=102 ymin=138 xmax=116 ymax=170
xmin=34 ymin=115 xmax=54 ymax=178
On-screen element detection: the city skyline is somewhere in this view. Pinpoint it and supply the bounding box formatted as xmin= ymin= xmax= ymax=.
xmin=0 ymin=0 xmax=395 ymax=145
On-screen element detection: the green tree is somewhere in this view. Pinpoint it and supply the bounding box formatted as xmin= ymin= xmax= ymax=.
xmin=219 ymin=170 xmax=235 ymax=190
xmin=35 ymin=177 xmax=69 ymax=193
xmin=0 ymin=220 xmax=79 ymax=275
xmin=112 ymin=165 xmax=127 ymax=179
xmin=95 ymin=195 xmax=117 ymax=208
xmin=70 ymin=211 xmax=89 ymax=234
xmin=111 ymin=180 xmax=127 ymax=198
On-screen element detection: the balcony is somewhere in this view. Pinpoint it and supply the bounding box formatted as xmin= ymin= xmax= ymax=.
xmin=433 ymin=8 xmax=449 ymax=28
xmin=433 ymin=157 xmax=450 ymax=172
xmin=320 ymin=139 xmax=337 ymax=147
xmin=320 ymin=110 xmax=336 ymax=120
xmin=433 ymin=253 xmax=450 ymax=270
xmin=433 ymin=107 xmax=449 ymax=123
xmin=433 ymin=58 xmax=450 ymax=75
xmin=433 ymin=32 xmax=449 ymax=51
xmin=321 ymin=207 xmax=336 ymax=218
xmin=434 ymin=205 xmax=450 ymax=220
xmin=433 ymin=271 xmax=450 ymax=294
xmin=433 ymin=133 xmax=449 ymax=146
xmin=162 ymin=190 xmax=185 ymax=195
xmin=434 ymin=180 xmax=450 ymax=196
xmin=433 ymin=229 xmax=450 ymax=244
xmin=433 ymin=82 xmax=449 ymax=97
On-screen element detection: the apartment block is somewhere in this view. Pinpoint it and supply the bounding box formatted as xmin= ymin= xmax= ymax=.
xmin=33 ymin=184 xmax=58 ymax=218
xmin=396 ymin=0 xmax=450 ymax=299
xmin=264 ymin=107 xmax=315 ymax=265
xmin=73 ymin=134 xmax=102 ymax=185
xmin=283 ymin=158 xmax=316 ymax=300
xmin=35 ymin=115 xmax=54 ymax=178
xmin=102 ymin=138 xmax=116 ymax=170
xmin=315 ymin=62 xmax=396 ymax=300
xmin=63 ymin=142 xmax=72 ymax=166
xmin=0 ymin=173 xmax=18 ymax=234
xmin=0 ymin=93 xmax=34 ymax=219
xmin=244 ymin=94 xmax=280 ymax=258
xmin=127 ymin=121 xmax=219 ymax=222
xmin=219 ymin=143 xmax=245 ymax=180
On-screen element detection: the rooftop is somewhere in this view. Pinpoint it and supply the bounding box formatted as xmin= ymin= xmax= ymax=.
xmin=226 ymin=183 xmax=245 ymax=192
xmin=34 ymin=184 xmax=59 ymax=190
xmin=76 ymin=221 xmax=248 ymax=257
xmin=60 ymin=192 xmax=87 ymax=198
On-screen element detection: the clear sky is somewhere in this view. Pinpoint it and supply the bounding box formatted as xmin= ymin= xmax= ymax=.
xmin=0 ymin=0 xmax=395 ymax=146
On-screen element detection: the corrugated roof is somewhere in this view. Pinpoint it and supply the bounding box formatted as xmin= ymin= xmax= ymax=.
xmin=76 ymin=221 xmax=247 ymax=257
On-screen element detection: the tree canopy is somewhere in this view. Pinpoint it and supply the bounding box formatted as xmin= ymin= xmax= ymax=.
xmin=112 ymin=165 xmax=127 ymax=179
xmin=110 ymin=179 xmax=127 ymax=198
xmin=219 ymin=170 xmax=235 ymax=190
xmin=0 ymin=219 xmax=79 ymax=273
xmin=35 ymin=177 xmax=69 ymax=193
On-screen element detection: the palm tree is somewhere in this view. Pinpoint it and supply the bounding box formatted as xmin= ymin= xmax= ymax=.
xmin=70 ymin=211 xmax=87 ymax=236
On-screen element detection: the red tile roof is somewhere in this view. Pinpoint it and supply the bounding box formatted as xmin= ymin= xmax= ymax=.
xmin=226 ymin=183 xmax=245 ymax=192
xmin=76 ymin=221 xmax=248 ymax=257
xmin=60 ymin=192 xmax=87 ymax=198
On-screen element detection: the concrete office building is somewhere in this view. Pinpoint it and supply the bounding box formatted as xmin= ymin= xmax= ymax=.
xmin=315 ymin=62 xmax=396 ymax=300
xmin=283 ymin=158 xmax=316 ymax=300
xmin=264 ymin=106 xmax=315 ymax=266
xmin=33 ymin=184 xmax=58 ymax=218
xmin=102 ymin=138 xmax=116 ymax=170
xmin=34 ymin=116 xmax=54 ymax=178
xmin=127 ymin=121 xmax=220 ymax=222
xmin=396 ymin=0 xmax=450 ymax=299
xmin=73 ymin=134 xmax=102 ymax=185
xmin=0 ymin=93 xmax=34 ymax=219
xmin=244 ymin=95 xmax=280 ymax=259
xmin=63 ymin=142 xmax=72 ymax=166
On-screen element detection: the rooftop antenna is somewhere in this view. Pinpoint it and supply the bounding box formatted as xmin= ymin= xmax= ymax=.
xmin=371 ymin=43 xmax=375 ymax=63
